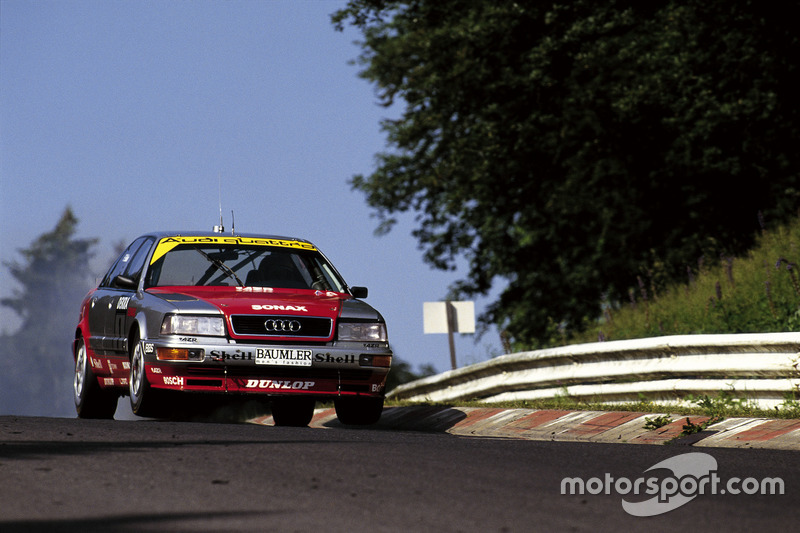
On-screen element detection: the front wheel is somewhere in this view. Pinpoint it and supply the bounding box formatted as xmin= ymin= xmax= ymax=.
xmin=334 ymin=396 xmax=384 ymax=425
xmin=129 ymin=337 xmax=164 ymax=418
xmin=74 ymin=338 xmax=118 ymax=419
xmin=271 ymin=396 xmax=316 ymax=427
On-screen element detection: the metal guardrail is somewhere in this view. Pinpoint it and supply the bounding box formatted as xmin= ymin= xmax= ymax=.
xmin=388 ymin=333 xmax=800 ymax=409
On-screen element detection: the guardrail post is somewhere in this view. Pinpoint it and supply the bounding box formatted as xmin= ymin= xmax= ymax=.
xmin=446 ymin=301 xmax=457 ymax=370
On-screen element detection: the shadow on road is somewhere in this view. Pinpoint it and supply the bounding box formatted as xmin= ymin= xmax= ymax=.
xmin=0 ymin=510 xmax=279 ymax=533
xmin=321 ymin=405 xmax=468 ymax=432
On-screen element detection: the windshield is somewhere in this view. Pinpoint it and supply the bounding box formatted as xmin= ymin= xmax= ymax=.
xmin=145 ymin=244 xmax=347 ymax=292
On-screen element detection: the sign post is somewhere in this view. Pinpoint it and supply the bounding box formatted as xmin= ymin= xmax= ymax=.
xmin=423 ymin=301 xmax=475 ymax=370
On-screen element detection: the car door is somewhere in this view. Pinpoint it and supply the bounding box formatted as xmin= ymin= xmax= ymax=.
xmin=86 ymin=237 xmax=149 ymax=358
xmin=87 ymin=249 xmax=130 ymax=357
xmin=104 ymin=237 xmax=153 ymax=357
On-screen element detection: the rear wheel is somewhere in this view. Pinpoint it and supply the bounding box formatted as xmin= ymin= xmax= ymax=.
xmin=129 ymin=337 xmax=164 ymax=418
xmin=334 ymin=396 xmax=384 ymax=425
xmin=74 ymin=338 xmax=118 ymax=419
xmin=271 ymin=396 xmax=316 ymax=427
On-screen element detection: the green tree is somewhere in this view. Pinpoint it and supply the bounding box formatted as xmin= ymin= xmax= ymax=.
xmin=0 ymin=208 xmax=98 ymax=416
xmin=333 ymin=0 xmax=800 ymax=349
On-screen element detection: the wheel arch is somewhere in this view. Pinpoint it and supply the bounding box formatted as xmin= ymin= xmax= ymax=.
xmin=73 ymin=328 xmax=86 ymax=361
xmin=127 ymin=315 xmax=147 ymax=359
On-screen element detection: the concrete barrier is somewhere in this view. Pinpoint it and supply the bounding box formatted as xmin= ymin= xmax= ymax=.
xmin=388 ymin=333 xmax=800 ymax=409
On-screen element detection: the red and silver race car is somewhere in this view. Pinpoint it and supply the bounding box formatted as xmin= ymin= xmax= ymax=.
xmin=72 ymin=231 xmax=392 ymax=425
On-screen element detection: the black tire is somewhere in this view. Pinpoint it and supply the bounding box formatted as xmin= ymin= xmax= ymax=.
xmin=129 ymin=336 xmax=164 ymax=418
xmin=74 ymin=338 xmax=118 ymax=419
xmin=271 ymin=396 xmax=316 ymax=427
xmin=334 ymin=396 xmax=384 ymax=425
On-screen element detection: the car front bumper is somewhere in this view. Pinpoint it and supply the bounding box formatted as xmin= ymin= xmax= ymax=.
xmin=140 ymin=339 xmax=392 ymax=398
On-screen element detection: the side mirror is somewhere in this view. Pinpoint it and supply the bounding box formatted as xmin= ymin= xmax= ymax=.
xmin=351 ymin=286 xmax=368 ymax=299
xmin=113 ymin=275 xmax=138 ymax=290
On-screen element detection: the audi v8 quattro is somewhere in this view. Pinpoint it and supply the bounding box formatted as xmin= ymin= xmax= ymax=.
xmin=72 ymin=231 xmax=392 ymax=426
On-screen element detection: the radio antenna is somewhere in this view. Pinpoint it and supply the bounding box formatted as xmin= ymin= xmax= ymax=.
xmin=213 ymin=173 xmax=224 ymax=233
xmin=231 ymin=210 xmax=235 ymax=235
xmin=218 ymin=174 xmax=224 ymax=229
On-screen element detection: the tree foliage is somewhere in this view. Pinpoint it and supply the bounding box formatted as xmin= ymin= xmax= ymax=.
xmin=0 ymin=208 xmax=98 ymax=416
xmin=333 ymin=0 xmax=800 ymax=349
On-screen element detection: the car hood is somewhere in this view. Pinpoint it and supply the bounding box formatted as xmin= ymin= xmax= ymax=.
xmin=148 ymin=286 xmax=384 ymax=322
xmin=148 ymin=287 xmax=346 ymax=319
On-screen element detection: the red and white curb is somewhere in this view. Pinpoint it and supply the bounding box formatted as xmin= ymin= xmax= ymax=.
xmin=252 ymin=406 xmax=800 ymax=450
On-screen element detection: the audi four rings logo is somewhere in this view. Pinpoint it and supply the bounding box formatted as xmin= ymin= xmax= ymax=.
xmin=265 ymin=319 xmax=302 ymax=332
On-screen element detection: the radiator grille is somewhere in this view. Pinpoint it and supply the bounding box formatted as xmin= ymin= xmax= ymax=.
xmin=230 ymin=315 xmax=333 ymax=338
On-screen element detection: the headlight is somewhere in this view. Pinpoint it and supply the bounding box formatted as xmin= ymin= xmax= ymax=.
xmin=337 ymin=321 xmax=388 ymax=342
xmin=161 ymin=314 xmax=225 ymax=336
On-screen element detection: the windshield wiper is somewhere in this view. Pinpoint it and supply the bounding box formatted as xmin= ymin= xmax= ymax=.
xmin=193 ymin=248 xmax=244 ymax=287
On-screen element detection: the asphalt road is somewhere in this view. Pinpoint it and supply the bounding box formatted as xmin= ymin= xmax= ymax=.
xmin=0 ymin=415 xmax=797 ymax=532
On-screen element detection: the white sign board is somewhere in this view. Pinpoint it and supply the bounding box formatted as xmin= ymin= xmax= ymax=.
xmin=423 ymin=301 xmax=476 ymax=334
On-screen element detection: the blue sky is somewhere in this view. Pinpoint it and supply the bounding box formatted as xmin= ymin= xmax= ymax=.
xmin=0 ymin=0 xmax=505 ymax=375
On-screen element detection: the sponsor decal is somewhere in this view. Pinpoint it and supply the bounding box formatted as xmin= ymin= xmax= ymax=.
xmin=163 ymin=376 xmax=184 ymax=386
xmin=179 ymin=337 xmax=198 ymax=343
xmin=315 ymin=290 xmax=339 ymax=297
xmin=244 ymin=379 xmax=315 ymax=390
xmin=108 ymin=362 xmax=117 ymax=372
xmin=251 ymin=304 xmax=308 ymax=312
xmin=116 ymin=296 xmax=130 ymax=310
xmin=255 ymin=348 xmax=313 ymax=366
xmin=122 ymin=362 xmax=130 ymax=370
xmin=151 ymin=236 xmax=316 ymax=264
xmin=91 ymin=358 xmax=103 ymax=370
xmin=371 ymin=384 xmax=384 ymax=393
xmin=236 ymin=286 xmax=274 ymax=293
xmin=144 ymin=343 xmax=155 ymax=354
xmin=103 ymin=378 xmax=114 ymax=386
xmin=314 ymin=353 xmax=357 ymax=364
xmin=151 ymin=367 xmax=162 ymax=374
xmin=209 ymin=349 xmax=254 ymax=362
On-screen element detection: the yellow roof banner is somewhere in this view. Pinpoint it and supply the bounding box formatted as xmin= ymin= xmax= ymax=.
xmin=150 ymin=236 xmax=316 ymax=264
